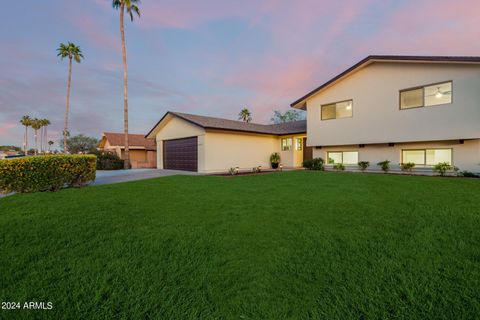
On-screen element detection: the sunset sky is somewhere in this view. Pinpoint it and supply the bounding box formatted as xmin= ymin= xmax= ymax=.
xmin=1 ymin=0 xmax=479 ymax=147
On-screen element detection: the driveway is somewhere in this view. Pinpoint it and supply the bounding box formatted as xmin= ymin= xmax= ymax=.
xmin=92 ymin=169 xmax=198 ymax=186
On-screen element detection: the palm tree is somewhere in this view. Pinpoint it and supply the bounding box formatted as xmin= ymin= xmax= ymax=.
xmin=41 ymin=119 xmax=51 ymax=154
xmin=30 ymin=118 xmax=42 ymax=156
xmin=238 ymin=108 xmax=252 ymax=123
xmin=48 ymin=140 xmax=54 ymax=152
xmin=19 ymin=115 xmax=32 ymax=154
xmin=57 ymin=42 xmax=84 ymax=153
xmin=112 ymin=0 xmax=140 ymax=169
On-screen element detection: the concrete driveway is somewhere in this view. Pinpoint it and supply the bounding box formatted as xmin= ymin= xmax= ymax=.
xmin=92 ymin=169 xmax=198 ymax=186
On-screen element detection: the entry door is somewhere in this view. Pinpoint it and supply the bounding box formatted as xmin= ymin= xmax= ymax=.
xmin=303 ymin=137 xmax=313 ymax=161
xmin=163 ymin=137 xmax=198 ymax=171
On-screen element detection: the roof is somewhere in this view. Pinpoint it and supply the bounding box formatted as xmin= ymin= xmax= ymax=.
xmin=146 ymin=111 xmax=306 ymax=137
xmin=291 ymin=55 xmax=480 ymax=109
xmin=101 ymin=132 xmax=156 ymax=150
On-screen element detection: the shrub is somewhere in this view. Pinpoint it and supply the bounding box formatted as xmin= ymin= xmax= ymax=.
xmin=377 ymin=160 xmax=390 ymax=173
xmin=400 ymin=162 xmax=415 ymax=172
xmin=433 ymin=162 xmax=453 ymax=176
xmin=94 ymin=151 xmax=124 ymax=170
xmin=228 ymin=167 xmax=238 ymax=176
xmin=0 ymin=155 xmax=96 ymax=193
xmin=358 ymin=161 xmax=370 ymax=172
xmin=333 ymin=163 xmax=345 ymax=171
xmin=303 ymin=158 xmax=324 ymax=171
xmin=458 ymin=170 xmax=478 ymax=178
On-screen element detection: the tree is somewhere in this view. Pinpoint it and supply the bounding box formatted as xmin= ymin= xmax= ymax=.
xmin=238 ymin=108 xmax=252 ymax=123
xmin=19 ymin=115 xmax=32 ymax=154
xmin=38 ymin=118 xmax=50 ymax=154
xmin=57 ymin=42 xmax=84 ymax=153
xmin=48 ymin=140 xmax=54 ymax=151
xmin=30 ymin=118 xmax=42 ymax=155
xmin=59 ymin=134 xmax=98 ymax=154
xmin=270 ymin=110 xmax=305 ymax=124
xmin=112 ymin=0 xmax=140 ymax=169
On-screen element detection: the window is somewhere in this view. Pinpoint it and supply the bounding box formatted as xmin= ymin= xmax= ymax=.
xmin=281 ymin=138 xmax=292 ymax=151
xmin=321 ymin=100 xmax=353 ymax=120
xmin=402 ymin=149 xmax=452 ymax=165
xmin=400 ymin=81 xmax=452 ymax=109
xmin=327 ymin=151 xmax=358 ymax=164
xmin=295 ymin=138 xmax=303 ymax=151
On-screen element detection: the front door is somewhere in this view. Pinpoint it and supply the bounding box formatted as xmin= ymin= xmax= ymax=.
xmin=303 ymin=137 xmax=313 ymax=162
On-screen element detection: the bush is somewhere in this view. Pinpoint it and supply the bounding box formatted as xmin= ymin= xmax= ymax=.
xmin=458 ymin=170 xmax=478 ymax=178
xmin=400 ymin=162 xmax=415 ymax=172
xmin=303 ymin=158 xmax=324 ymax=171
xmin=433 ymin=162 xmax=453 ymax=176
xmin=333 ymin=163 xmax=345 ymax=171
xmin=377 ymin=160 xmax=390 ymax=173
xmin=0 ymin=155 xmax=96 ymax=193
xmin=94 ymin=151 xmax=124 ymax=170
xmin=358 ymin=161 xmax=370 ymax=172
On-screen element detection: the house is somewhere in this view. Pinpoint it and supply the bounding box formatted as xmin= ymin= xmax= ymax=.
xmin=291 ymin=55 xmax=480 ymax=173
xmin=146 ymin=55 xmax=480 ymax=174
xmin=98 ymin=132 xmax=157 ymax=168
xmin=145 ymin=112 xmax=308 ymax=172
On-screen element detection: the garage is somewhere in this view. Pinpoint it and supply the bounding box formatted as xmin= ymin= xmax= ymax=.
xmin=163 ymin=137 xmax=198 ymax=171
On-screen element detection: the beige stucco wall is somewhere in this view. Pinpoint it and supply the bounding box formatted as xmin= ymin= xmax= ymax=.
xmin=154 ymin=115 xmax=206 ymax=169
xmin=279 ymin=135 xmax=306 ymax=167
xmin=306 ymin=62 xmax=480 ymax=146
xmin=312 ymin=139 xmax=480 ymax=173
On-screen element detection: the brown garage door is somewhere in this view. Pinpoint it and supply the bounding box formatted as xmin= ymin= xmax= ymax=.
xmin=163 ymin=137 xmax=198 ymax=171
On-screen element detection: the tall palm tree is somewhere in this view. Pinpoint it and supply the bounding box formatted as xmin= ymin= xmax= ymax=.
xmin=30 ymin=118 xmax=42 ymax=156
xmin=38 ymin=119 xmax=50 ymax=154
xmin=238 ymin=108 xmax=252 ymax=123
xmin=112 ymin=0 xmax=140 ymax=169
xmin=57 ymin=42 xmax=84 ymax=153
xmin=19 ymin=115 xmax=32 ymax=154
xmin=48 ymin=140 xmax=54 ymax=152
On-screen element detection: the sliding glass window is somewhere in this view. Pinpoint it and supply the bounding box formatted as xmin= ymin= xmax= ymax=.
xmin=402 ymin=149 xmax=452 ymax=165
xmin=400 ymin=81 xmax=452 ymax=109
xmin=327 ymin=151 xmax=358 ymax=164
xmin=321 ymin=100 xmax=353 ymax=120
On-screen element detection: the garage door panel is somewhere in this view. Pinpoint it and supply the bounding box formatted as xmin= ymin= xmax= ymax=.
xmin=163 ymin=137 xmax=198 ymax=171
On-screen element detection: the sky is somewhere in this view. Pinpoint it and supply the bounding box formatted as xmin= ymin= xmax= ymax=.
xmin=1 ymin=0 xmax=479 ymax=147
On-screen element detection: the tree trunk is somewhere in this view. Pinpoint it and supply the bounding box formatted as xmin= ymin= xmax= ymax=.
xmin=24 ymin=126 xmax=27 ymax=154
xmin=64 ymin=56 xmax=73 ymax=153
xmin=40 ymin=126 xmax=43 ymax=154
xmin=120 ymin=4 xmax=130 ymax=169
xmin=34 ymin=130 xmax=38 ymax=156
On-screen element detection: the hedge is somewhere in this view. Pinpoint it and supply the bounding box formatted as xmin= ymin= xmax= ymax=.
xmin=94 ymin=151 xmax=125 ymax=170
xmin=0 ymin=155 xmax=96 ymax=193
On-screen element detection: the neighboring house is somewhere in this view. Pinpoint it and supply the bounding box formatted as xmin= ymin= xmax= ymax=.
xmin=146 ymin=112 xmax=308 ymax=172
xmin=291 ymin=55 xmax=480 ymax=173
xmin=98 ymin=132 xmax=157 ymax=168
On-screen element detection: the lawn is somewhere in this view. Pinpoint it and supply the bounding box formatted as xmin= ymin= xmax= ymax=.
xmin=1 ymin=171 xmax=479 ymax=319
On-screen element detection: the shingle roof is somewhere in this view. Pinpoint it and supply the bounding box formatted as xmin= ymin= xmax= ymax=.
xmin=146 ymin=112 xmax=306 ymax=137
xmin=102 ymin=132 xmax=156 ymax=150
xmin=291 ymin=55 xmax=480 ymax=109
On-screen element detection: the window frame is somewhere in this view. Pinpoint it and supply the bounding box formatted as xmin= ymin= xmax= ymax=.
xmin=327 ymin=151 xmax=359 ymax=165
xmin=401 ymin=148 xmax=453 ymax=166
xmin=281 ymin=138 xmax=293 ymax=151
xmin=321 ymin=99 xmax=353 ymax=120
xmin=399 ymin=81 xmax=453 ymax=110
xmin=295 ymin=138 xmax=303 ymax=151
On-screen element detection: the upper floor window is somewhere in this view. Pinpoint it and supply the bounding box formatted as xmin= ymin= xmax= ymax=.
xmin=321 ymin=100 xmax=353 ymax=120
xmin=400 ymin=81 xmax=452 ymax=109
xmin=327 ymin=151 xmax=358 ymax=164
xmin=281 ymin=138 xmax=292 ymax=151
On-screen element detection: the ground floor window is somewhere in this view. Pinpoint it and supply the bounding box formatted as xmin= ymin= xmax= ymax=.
xmin=295 ymin=138 xmax=303 ymax=151
xmin=327 ymin=151 xmax=358 ymax=164
xmin=281 ymin=138 xmax=292 ymax=151
xmin=402 ymin=149 xmax=452 ymax=165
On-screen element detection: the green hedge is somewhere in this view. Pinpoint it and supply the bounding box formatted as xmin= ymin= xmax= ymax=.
xmin=0 ymin=155 xmax=96 ymax=193
xmin=93 ymin=151 xmax=124 ymax=170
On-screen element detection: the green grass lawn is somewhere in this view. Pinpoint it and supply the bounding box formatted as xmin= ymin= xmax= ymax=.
xmin=1 ymin=171 xmax=479 ymax=319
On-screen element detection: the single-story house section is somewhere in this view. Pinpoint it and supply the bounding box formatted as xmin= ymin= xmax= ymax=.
xmin=146 ymin=112 xmax=308 ymax=173
xmin=98 ymin=132 xmax=157 ymax=168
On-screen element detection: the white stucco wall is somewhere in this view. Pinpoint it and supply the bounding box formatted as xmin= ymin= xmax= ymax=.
xmin=306 ymin=62 xmax=480 ymax=146
xmin=202 ymin=130 xmax=280 ymax=173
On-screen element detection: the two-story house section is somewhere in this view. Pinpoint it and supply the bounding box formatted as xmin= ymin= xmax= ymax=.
xmin=291 ymin=55 xmax=480 ymax=173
